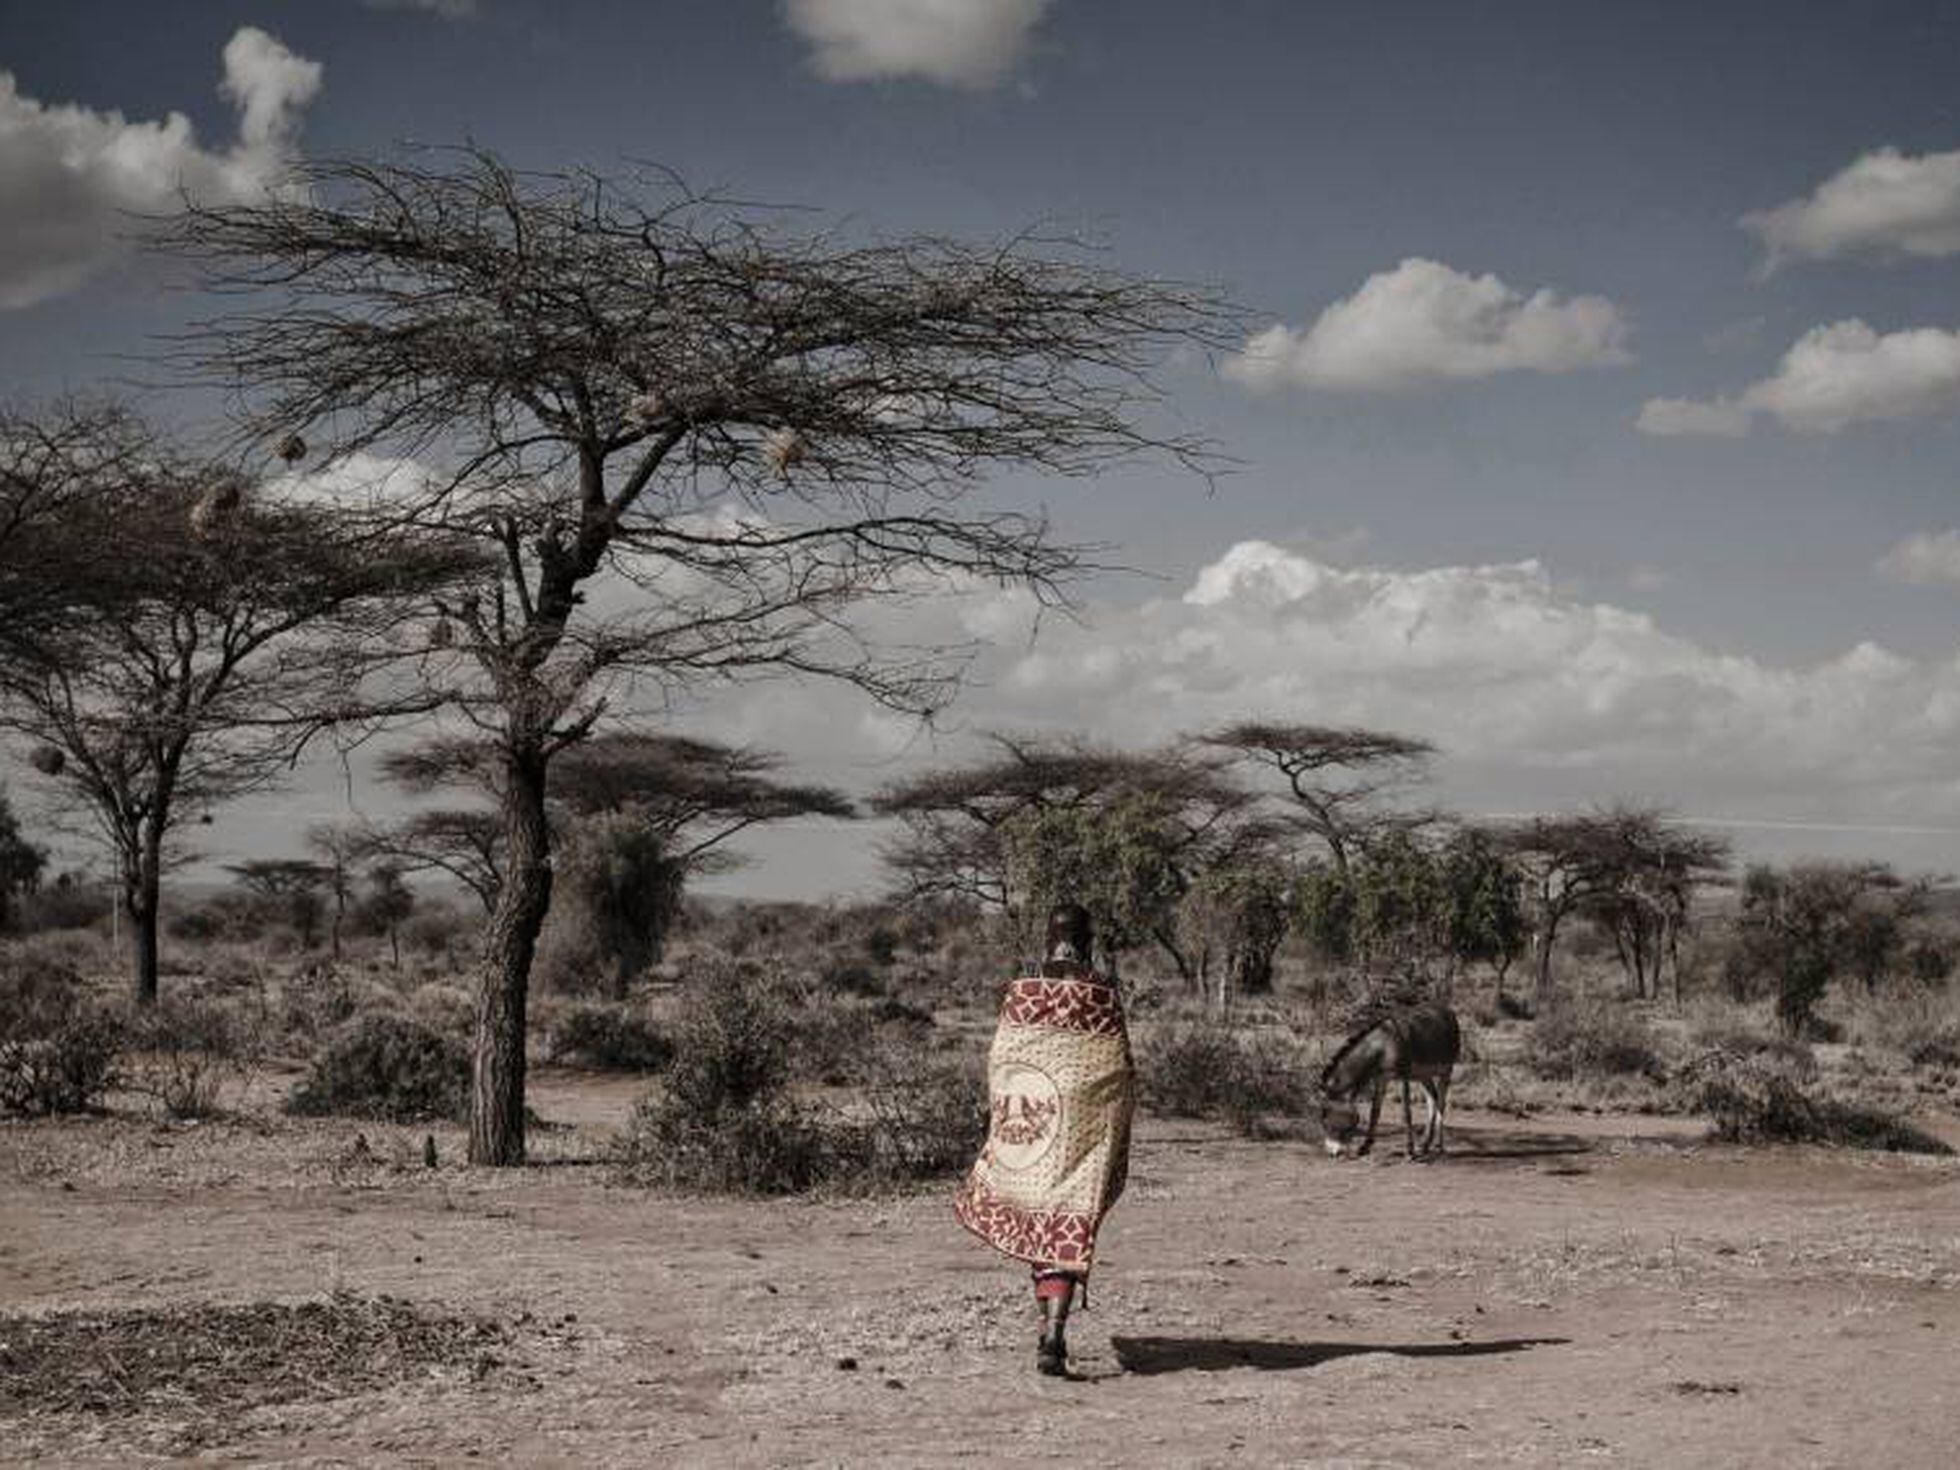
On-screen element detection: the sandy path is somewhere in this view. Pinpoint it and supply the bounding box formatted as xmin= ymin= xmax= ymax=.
xmin=4 ymin=1076 xmax=1959 ymax=1467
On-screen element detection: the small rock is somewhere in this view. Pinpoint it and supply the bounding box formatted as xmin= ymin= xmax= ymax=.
xmin=884 ymin=1377 xmax=905 ymax=1390
xmin=836 ymin=1356 xmax=858 ymax=1371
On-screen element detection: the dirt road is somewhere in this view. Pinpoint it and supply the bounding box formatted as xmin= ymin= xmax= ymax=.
xmin=5 ymin=1072 xmax=1958 ymax=1466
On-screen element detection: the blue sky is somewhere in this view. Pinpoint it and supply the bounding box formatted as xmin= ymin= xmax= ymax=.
xmin=6 ymin=0 xmax=1960 ymax=894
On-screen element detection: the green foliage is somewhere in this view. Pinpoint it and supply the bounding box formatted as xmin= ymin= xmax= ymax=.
xmin=1292 ymin=861 xmax=1356 ymax=963
xmin=0 ymin=960 xmax=122 ymax=1115
xmin=1730 ymin=863 xmax=1923 ymax=1035
xmin=1002 ymin=791 xmax=1187 ymax=960
xmin=1182 ymin=855 xmax=1293 ymax=997
xmin=1440 ymin=826 xmax=1528 ymax=976
xmin=286 ymin=1011 xmax=470 ymax=1122
xmin=1348 ymin=829 xmax=1448 ymax=971
xmin=545 ymin=1002 xmax=674 ymax=1072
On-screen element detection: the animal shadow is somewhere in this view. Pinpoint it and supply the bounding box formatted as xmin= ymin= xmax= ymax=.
xmin=1110 ymin=1335 xmax=1568 ymax=1377
xmin=1439 ymin=1125 xmax=1593 ymax=1163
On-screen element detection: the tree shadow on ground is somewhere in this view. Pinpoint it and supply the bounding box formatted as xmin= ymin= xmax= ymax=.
xmin=1110 ymin=1335 xmax=1568 ymax=1376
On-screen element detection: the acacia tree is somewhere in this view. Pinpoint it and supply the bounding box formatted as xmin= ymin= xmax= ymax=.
xmin=550 ymin=734 xmax=853 ymax=992
xmin=876 ymin=732 xmax=1256 ymax=976
xmin=161 ymin=151 xmax=1235 ymax=1162
xmin=1503 ymin=805 xmax=1727 ymax=1003
xmin=370 ymin=731 xmax=852 ymax=991
xmin=0 ymin=405 xmax=473 ymax=1002
xmin=226 ymin=859 xmax=331 ymax=949
xmin=1198 ymin=722 xmax=1437 ymax=875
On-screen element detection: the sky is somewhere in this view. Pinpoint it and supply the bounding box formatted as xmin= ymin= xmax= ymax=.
xmin=4 ymin=0 xmax=1960 ymax=897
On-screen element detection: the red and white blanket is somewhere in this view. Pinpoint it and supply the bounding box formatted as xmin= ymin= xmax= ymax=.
xmin=953 ymin=973 xmax=1136 ymax=1276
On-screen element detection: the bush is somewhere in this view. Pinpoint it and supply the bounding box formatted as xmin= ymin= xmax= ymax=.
xmin=546 ymin=1003 xmax=673 ymax=1072
xmin=124 ymin=998 xmax=248 ymax=1119
xmin=663 ymin=963 xmax=797 ymax=1118
xmin=857 ymin=1052 xmax=987 ymax=1181
xmin=286 ymin=1011 xmax=470 ymax=1123
xmin=1140 ymin=1023 xmax=1310 ymax=1134
xmin=0 ymin=961 xmax=122 ymax=1116
xmin=615 ymin=963 xmax=985 ymax=1194
xmin=619 ymin=1092 xmax=844 ymax=1194
xmin=1683 ymin=1051 xmax=1952 ymax=1154
xmin=1524 ymin=997 xmax=1667 ymax=1082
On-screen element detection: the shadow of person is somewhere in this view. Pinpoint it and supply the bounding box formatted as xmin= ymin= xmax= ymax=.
xmin=1109 ymin=1335 xmax=1569 ymax=1376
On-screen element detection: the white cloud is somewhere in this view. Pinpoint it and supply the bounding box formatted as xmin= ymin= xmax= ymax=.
xmin=1639 ymin=320 xmax=1960 ymax=436
xmin=1878 ymin=530 xmax=1960 ymax=588
xmin=783 ymin=0 xmax=1050 ymax=88
xmin=229 ymin=535 xmax=1960 ymax=899
xmin=0 ymin=26 xmax=320 ymax=309
xmin=943 ymin=541 xmax=1960 ymax=820
xmin=699 ymin=538 xmax=1960 ymax=821
xmin=1222 ymin=258 xmax=1630 ymax=392
xmin=1744 ymin=146 xmax=1960 ymax=266
xmin=1634 ymin=396 xmax=1751 ymax=438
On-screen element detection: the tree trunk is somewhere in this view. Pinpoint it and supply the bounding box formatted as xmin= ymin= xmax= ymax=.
xmin=1534 ymin=915 xmax=1559 ymax=1005
xmin=127 ymin=830 xmax=165 ymax=1006
xmin=469 ymin=745 xmax=554 ymax=1166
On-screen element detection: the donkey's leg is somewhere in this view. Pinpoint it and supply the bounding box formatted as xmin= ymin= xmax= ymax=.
xmin=1358 ymin=1078 xmax=1386 ymax=1157
xmin=1432 ymin=1075 xmax=1451 ymax=1155
xmin=1401 ymin=1076 xmax=1417 ymax=1158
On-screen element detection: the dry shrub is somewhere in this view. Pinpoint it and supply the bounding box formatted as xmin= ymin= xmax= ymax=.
xmin=0 ymin=959 xmax=122 ymax=1116
xmin=1688 ymin=1001 xmax=1815 ymax=1070
xmin=545 ymin=1002 xmax=673 ymax=1072
xmin=1524 ymin=996 xmax=1668 ymax=1082
xmin=403 ymin=980 xmax=473 ymax=1040
xmin=856 ymin=1050 xmax=987 ymax=1181
xmin=620 ymin=1093 xmax=842 ymax=1194
xmin=1836 ymin=984 xmax=1960 ymax=1069
xmin=286 ymin=1011 xmax=470 ymax=1123
xmin=615 ymin=962 xmax=985 ymax=1194
xmin=123 ymin=998 xmax=249 ymax=1119
xmin=0 ymin=1294 xmax=512 ymax=1423
xmin=1140 ymin=1023 xmax=1310 ymax=1135
xmin=1682 ymin=1050 xmax=1952 ymax=1155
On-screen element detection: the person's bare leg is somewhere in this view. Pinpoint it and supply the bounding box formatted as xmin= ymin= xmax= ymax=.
xmin=1036 ymin=1273 xmax=1076 ymax=1376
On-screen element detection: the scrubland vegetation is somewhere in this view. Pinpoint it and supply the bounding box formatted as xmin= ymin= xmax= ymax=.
xmin=6 ymin=800 xmax=1957 ymax=1180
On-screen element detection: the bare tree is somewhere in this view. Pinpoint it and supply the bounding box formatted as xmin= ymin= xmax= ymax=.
xmin=0 ymin=405 xmax=475 ymax=1003
xmin=158 ymin=150 xmax=1236 ymax=1162
xmin=1197 ymin=722 xmax=1437 ymax=875
xmin=306 ymin=823 xmax=367 ymax=961
xmin=0 ymin=403 xmax=149 ymax=651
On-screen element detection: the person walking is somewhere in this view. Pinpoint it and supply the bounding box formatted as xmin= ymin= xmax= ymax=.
xmin=954 ymin=903 xmax=1136 ymax=1376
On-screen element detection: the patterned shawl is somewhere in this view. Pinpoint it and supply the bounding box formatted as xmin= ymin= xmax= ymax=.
xmin=953 ymin=972 xmax=1136 ymax=1276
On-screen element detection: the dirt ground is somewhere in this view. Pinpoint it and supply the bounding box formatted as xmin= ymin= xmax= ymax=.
xmin=5 ymin=1068 xmax=1959 ymax=1468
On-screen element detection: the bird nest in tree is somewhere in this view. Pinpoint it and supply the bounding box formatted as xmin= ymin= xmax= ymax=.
xmin=0 ymin=1293 xmax=531 ymax=1434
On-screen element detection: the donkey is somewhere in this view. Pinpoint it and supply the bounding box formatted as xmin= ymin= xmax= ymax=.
xmin=1319 ymin=1003 xmax=1461 ymax=1160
